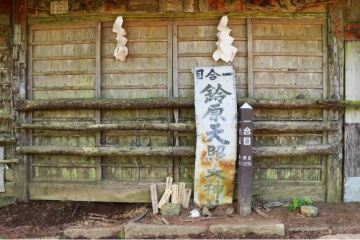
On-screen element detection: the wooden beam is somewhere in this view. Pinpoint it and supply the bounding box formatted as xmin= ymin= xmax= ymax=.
xmin=15 ymin=97 xmax=334 ymax=111
xmin=16 ymin=146 xmax=195 ymax=157
xmin=0 ymin=137 xmax=15 ymax=143
xmin=16 ymin=144 xmax=338 ymax=157
xmin=254 ymin=145 xmax=339 ymax=157
xmin=0 ymin=159 xmax=19 ymax=164
xmin=16 ymin=122 xmax=196 ymax=131
xmin=28 ymin=182 xmax=166 ymax=202
xmin=253 ymin=121 xmax=340 ymax=132
xmin=28 ymin=12 xmax=327 ymax=25
xmin=319 ymin=100 xmax=360 ymax=107
xmin=17 ymin=121 xmax=340 ymax=132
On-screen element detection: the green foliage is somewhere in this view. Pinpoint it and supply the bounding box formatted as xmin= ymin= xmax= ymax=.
xmin=58 ymin=204 xmax=65 ymax=212
xmin=119 ymin=231 xmax=125 ymax=239
xmin=288 ymin=197 xmax=313 ymax=212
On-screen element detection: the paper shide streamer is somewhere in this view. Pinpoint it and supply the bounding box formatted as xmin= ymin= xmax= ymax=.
xmin=212 ymin=15 xmax=238 ymax=63
xmin=113 ymin=16 xmax=128 ymax=61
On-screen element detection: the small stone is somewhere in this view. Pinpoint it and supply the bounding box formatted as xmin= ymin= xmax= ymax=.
xmin=301 ymin=206 xmax=318 ymax=217
xmin=202 ymin=207 xmax=212 ymax=217
xmin=203 ymin=199 xmax=215 ymax=210
xmin=226 ymin=206 xmax=235 ymax=215
xmin=160 ymin=203 xmax=181 ymax=216
xmin=188 ymin=209 xmax=200 ymax=217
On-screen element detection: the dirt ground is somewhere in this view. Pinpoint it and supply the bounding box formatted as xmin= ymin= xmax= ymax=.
xmin=0 ymin=200 xmax=360 ymax=239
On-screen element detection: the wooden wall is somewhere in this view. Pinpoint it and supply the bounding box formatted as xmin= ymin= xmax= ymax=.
xmin=0 ymin=0 xmax=16 ymax=206
xmin=0 ymin=0 xmax=347 ymax=203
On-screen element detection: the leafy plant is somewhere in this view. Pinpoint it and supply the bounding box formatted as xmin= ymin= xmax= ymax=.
xmin=58 ymin=204 xmax=65 ymax=212
xmin=119 ymin=231 xmax=125 ymax=239
xmin=288 ymin=197 xmax=313 ymax=212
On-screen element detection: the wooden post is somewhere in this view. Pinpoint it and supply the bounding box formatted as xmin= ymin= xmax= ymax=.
xmin=182 ymin=188 xmax=192 ymax=209
xmin=150 ymin=184 xmax=159 ymax=214
xmin=171 ymin=184 xmax=179 ymax=203
xmin=158 ymin=188 xmax=172 ymax=209
xmin=344 ymin=41 xmax=360 ymax=202
xmin=178 ymin=182 xmax=186 ymax=204
xmin=238 ymin=103 xmax=253 ymax=216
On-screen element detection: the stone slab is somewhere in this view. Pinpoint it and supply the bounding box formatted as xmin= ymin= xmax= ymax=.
xmin=64 ymin=226 xmax=123 ymax=239
xmin=209 ymin=223 xmax=285 ymax=236
xmin=320 ymin=234 xmax=360 ymax=239
xmin=125 ymin=223 xmax=206 ymax=239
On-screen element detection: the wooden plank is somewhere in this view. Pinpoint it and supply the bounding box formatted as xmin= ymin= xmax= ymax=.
xmin=193 ymin=66 xmax=237 ymax=206
xmin=254 ymin=145 xmax=338 ymax=157
xmin=17 ymin=123 xmax=196 ymax=131
xmin=182 ymin=188 xmax=191 ymax=209
xmin=173 ymin=21 xmax=180 ymax=182
xmin=344 ymin=124 xmax=360 ymax=178
xmin=344 ymin=42 xmax=360 ymax=181
xmin=159 ymin=0 xmax=182 ymax=12
xmin=252 ymin=185 xmax=326 ymax=202
xmin=16 ymin=146 xmax=195 ymax=157
xmin=15 ymin=97 xmax=336 ymax=111
xmin=238 ymin=103 xmax=253 ymax=216
xmin=28 ymin=182 xmax=166 ymax=202
xmin=158 ymin=188 xmax=172 ymax=208
xmin=16 ymin=144 xmax=339 ymax=157
xmin=247 ymin=19 xmax=253 ymax=97
xmin=178 ymin=182 xmax=186 ymax=204
xmin=150 ymin=184 xmax=159 ymax=214
xmin=165 ymin=176 xmax=173 ymax=190
xmin=0 ymin=159 xmax=19 ymax=164
xmin=183 ymin=0 xmax=195 ymax=12
xmin=28 ymin=13 xmax=327 ymax=25
xmin=198 ymin=0 xmax=209 ymax=11
xmin=171 ymin=184 xmax=179 ymax=203
xmin=95 ymin=22 xmax=102 ymax=183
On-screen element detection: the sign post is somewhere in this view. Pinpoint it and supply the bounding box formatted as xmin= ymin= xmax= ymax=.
xmin=194 ymin=66 xmax=237 ymax=206
xmin=238 ymin=103 xmax=253 ymax=216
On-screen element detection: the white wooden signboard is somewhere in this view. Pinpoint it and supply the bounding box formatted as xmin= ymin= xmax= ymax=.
xmin=194 ymin=66 xmax=237 ymax=206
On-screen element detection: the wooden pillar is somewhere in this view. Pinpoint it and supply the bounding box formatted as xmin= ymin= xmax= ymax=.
xmin=344 ymin=41 xmax=360 ymax=201
xmin=238 ymin=103 xmax=253 ymax=216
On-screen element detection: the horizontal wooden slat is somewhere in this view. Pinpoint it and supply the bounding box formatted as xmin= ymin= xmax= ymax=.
xmin=28 ymin=182 xmax=325 ymax=202
xmin=254 ymin=85 xmax=323 ymax=89
xmin=0 ymin=114 xmax=13 ymax=120
xmin=0 ymin=137 xmax=15 ymax=143
xmin=254 ymin=69 xmax=323 ymax=73
xmin=254 ymin=121 xmax=340 ymax=132
xmin=319 ymin=100 xmax=360 ymax=107
xmin=17 ymin=122 xmax=196 ymax=131
xmin=32 ymin=71 xmax=96 ymax=76
xmin=28 ymin=12 xmax=327 ymax=25
xmin=17 ymin=121 xmax=340 ymax=132
xmin=15 ymin=97 xmax=337 ymax=111
xmin=16 ymin=144 xmax=338 ymax=157
xmin=28 ymin=182 xmax=167 ymax=202
xmin=16 ymin=146 xmax=195 ymax=157
xmin=253 ymin=52 xmax=323 ymax=56
xmin=254 ymin=144 xmax=338 ymax=157
xmin=252 ymin=185 xmax=326 ymax=202
xmin=254 ymin=164 xmax=322 ymax=169
xmin=0 ymin=159 xmax=19 ymax=164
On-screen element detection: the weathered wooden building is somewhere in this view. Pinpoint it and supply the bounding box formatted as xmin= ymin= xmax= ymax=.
xmin=0 ymin=0 xmax=359 ymax=206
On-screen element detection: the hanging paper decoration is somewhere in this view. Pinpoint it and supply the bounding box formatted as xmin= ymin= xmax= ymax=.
xmin=212 ymin=15 xmax=238 ymax=62
xmin=113 ymin=16 xmax=128 ymax=61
